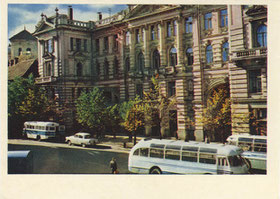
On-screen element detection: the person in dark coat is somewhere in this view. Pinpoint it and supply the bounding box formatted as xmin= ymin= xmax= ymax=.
xmin=109 ymin=157 xmax=118 ymax=174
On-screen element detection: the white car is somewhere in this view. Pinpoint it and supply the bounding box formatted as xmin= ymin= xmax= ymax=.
xmin=65 ymin=132 xmax=99 ymax=147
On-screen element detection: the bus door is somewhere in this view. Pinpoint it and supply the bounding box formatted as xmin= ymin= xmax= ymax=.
xmin=217 ymin=157 xmax=230 ymax=174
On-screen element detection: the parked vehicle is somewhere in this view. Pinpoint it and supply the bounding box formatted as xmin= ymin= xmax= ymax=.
xmin=226 ymin=134 xmax=266 ymax=171
xmin=8 ymin=150 xmax=33 ymax=174
xmin=23 ymin=121 xmax=65 ymax=141
xmin=65 ymin=132 xmax=99 ymax=147
xmin=128 ymin=138 xmax=250 ymax=174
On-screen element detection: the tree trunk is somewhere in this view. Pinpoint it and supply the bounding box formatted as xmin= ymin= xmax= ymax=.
xmin=133 ymin=131 xmax=137 ymax=145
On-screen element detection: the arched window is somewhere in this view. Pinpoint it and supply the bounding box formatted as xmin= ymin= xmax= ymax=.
xmin=18 ymin=48 xmax=22 ymax=56
xmin=152 ymin=50 xmax=160 ymax=71
xmin=77 ymin=63 xmax=83 ymax=77
xmin=206 ymin=45 xmax=213 ymax=64
xmin=104 ymin=59 xmax=109 ymax=79
xmin=125 ymin=57 xmax=130 ymax=73
xmin=222 ymin=42 xmax=229 ymax=62
xmin=186 ymin=48 xmax=193 ymax=66
xmin=257 ymin=25 xmax=267 ymax=47
xmin=170 ymin=47 xmax=177 ymax=67
xmin=137 ymin=52 xmax=145 ymax=74
xmin=26 ymin=48 xmax=31 ymax=54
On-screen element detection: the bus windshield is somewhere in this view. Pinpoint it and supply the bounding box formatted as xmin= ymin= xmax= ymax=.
xmin=228 ymin=155 xmax=244 ymax=167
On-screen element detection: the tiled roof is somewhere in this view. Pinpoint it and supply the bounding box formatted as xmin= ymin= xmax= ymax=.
xmin=9 ymin=29 xmax=36 ymax=41
xmin=8 ymin=59 xmax=37 ymax=80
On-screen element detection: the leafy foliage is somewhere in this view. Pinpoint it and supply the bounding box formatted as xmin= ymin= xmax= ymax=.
xmin=8 ymin=75 xmax=50 ymax=138
xmin=201 ymin=85 xmax=231 ymax=142
xmin=76 ymin=87 xmax=108 ymax=134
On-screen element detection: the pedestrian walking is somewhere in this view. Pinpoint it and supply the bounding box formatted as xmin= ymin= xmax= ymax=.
xmin=109 ymin=157 xmax=118 ymax=174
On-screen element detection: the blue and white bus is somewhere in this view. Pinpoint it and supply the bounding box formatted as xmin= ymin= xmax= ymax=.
xmin=226 ymin=135 xmax=266 ymax=171
xmin=128 ymin=139 xmax=250 ymax=174
xmin=23 ymin=121 xmax=65 ymax=141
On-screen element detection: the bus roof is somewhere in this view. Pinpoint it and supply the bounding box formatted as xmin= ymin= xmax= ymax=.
xmin=134 ymin=139 xmax=242 ymax=156
xmin=24 ymin=121 xmax=60 ymax=126
xmin=227 ymin=134 xmax=267 ymax=141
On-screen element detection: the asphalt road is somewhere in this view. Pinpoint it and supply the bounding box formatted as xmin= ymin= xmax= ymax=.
xmin=8 ymin=142 xmax=130 ymax=174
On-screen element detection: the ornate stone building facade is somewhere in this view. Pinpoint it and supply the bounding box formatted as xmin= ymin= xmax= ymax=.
xmin=33 ymin=5 xmax=267 ymax=141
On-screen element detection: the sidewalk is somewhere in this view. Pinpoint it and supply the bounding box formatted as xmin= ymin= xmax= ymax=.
xmin=98 ymin=135 xmax=144 ymax=153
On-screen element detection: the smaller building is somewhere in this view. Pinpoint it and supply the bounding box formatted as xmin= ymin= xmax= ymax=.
xmin=9 ymin=28 xmax=38 ymax=66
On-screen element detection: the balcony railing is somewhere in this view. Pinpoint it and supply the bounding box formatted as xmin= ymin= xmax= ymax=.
xmin=66 ymin=19 xmax=94 ymax=29
xmin=232 ymin=47 xmax=267 ymax=60
xmin=35 ymin=76 xmax=57 ymax=84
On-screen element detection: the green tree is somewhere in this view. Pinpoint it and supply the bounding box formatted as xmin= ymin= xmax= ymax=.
xmin=76 ymin=87 xmax=108 ymax=137
xmin=8 ymin=75 xmax=50 ymax=138
xmin=142 ymin=76 xmax=176 ymax=138
xmin=201 ymin=85 xmax=231 ymax=142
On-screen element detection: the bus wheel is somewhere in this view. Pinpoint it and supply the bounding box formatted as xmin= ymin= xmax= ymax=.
xmin=68 ymin=141 xmax=72 ymax=146
xmin=150 ymin=167 xmax=162 ymax=174
xmin=244 ymin=158 xmax=252 ymax=173
xmin=36 ymin=135 xmax=41 ymax=141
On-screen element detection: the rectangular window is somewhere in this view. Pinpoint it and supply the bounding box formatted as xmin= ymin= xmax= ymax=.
xmin=238 ymin=138 xmax=253 ymax=151
xmin=168 ymin=82 xmax=176 ymax=97
xmin=114 ymin=34 xmax=118 ymax=49
xmin=140 ymin=148 xmax=149 ymax=157
xmin=136 ymin=84 xmax=143 ymax=98
xmin=136 ymin=29 xmax=140 ymax=43
xmin=151 ymin=25 xmax=155 ymax=40
xmin=220 ymin=9 xmax=228 ymax=27
xmin=48 ymin=39 xmax=52 ymax=53
xmin=165 ymin=150 xmax=180 ymax=160
xmin=249 ymin=70 xmax=262 ymax=93
xmin=199 ymin=153 xmax=216 ymax=164
xmin=182 ymin=151 xmax=198 ymax=162
xmin=70 ymin=38 xmax=74 ymax=51
xmin=84 ymin=39 xmax=87 ymax=51
xmin=185 ymin=17 xmax=192 ymax=33
xmin=96 ymin=39 xmax=100 ymax=54
xmin=76 ymin=38 xmax=81 ymax=51
xmin=150 ymin=148 xmax=164 ymax=159
xmin=104 ymin=37 xmax=109 ymax=50
xmin=167 ymin=22 xmax=172 ymax=37
xmin=204 ymin=13 xmax=212 ymax=30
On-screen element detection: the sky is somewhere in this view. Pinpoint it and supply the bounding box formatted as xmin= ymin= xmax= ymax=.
xmin=8 ymin=4 xmax=128 ymax=41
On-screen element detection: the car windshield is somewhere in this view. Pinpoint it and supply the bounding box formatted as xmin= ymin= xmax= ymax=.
xmin=228 ymin=155 xmax=244 ymax=167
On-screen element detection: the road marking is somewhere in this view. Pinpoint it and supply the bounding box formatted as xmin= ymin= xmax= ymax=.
xmin=87 ymin=151 xmax=100 ymax=156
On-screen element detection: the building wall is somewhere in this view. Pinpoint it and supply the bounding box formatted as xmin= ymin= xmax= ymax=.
xmin=33 ymin=5 xmax=267 ymax=139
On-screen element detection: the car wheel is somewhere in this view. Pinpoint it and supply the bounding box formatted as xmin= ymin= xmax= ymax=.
xmin=82 ymin=143 xmax=86 ymax=148
xmin=68 ymin=140 xmax=72 ymax=146
xmin=150 ymin=167 xmax=162 ymax=174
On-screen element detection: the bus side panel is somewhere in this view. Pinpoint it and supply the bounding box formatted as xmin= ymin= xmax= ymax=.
xmin=129 ymin=156 xmax=151 ymax=174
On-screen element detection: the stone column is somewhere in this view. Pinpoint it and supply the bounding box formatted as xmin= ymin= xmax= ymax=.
xmin=159 ymin=22 xmax=167 ymax=67
xmin=192 ymin=14 xmax=204 ymax=141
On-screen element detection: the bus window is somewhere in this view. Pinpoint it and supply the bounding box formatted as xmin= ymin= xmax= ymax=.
xmin=199 ymin=153 xmax=216 ymax=164
xmin=238 ymin=138 xmax=253 ymax=151
xmin=254 ymin=139 xmax=267 ymax=152
xmin=49 ymin=127 xmax=55 ymax=131
xmin=228 ymin=155 xmax=244 ymax=167
xmin=218 ymin=158 xmax=228 ymax=166
xmin=140 ymin=148 xmax=149 ymax=157
xmin=150 ymin=148 xmax=164 ymax=159
xmin=133 ymin=149 xmax=140 ymax=156
xmin=165 ymin=150 xmax=180 ymax=160
xmin=182 ymin=151 xmax=197 ymax=162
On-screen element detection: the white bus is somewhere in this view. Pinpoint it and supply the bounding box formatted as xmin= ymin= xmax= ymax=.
xmin=23 ymin=121 xmax=65 ymax=141
xmin=128 ymin=139 xmax=250 ymax=174
xmin=226 ymin=135 xmax=266 ymax=171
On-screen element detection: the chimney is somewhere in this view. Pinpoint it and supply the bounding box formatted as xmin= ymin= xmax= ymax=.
xmin=98 ymin=12 xmax=102 ymax=20
xmin=68 ymin=6 xmax=73 ymax=20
